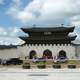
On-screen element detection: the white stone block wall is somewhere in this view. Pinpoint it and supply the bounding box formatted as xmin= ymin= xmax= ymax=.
xmin=18 ymin=44 xmax=76 ymax=60
xmin=0 ymin=49 xmax=19 ymax=59
xmin=75 ymin=46 xmax=80 ymax=59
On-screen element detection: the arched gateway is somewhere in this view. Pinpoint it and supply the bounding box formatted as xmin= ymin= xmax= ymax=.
xmin=43 ymin=49 xmax=53 ymax=59
xmin=29 ymin=50 xmax=37 ymax=59
xmin=58 ymin=50 xmax=67 ymax=59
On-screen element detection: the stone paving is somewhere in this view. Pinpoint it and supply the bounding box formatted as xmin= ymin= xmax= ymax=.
xmin=0 ymin=68 xmax=80 ymax=80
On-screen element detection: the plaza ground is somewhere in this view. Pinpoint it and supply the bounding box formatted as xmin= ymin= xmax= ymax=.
xmin=0 ymin=68 xmax=80 ymax=80
xmin=0 ymin=60 xmax=79 ymax=80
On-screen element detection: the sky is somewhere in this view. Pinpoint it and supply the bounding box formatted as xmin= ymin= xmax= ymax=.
xmin=0 ymin=0 xmax=80 ymax=45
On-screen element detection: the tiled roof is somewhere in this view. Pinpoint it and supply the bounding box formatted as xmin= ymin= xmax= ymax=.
xmin=0 ymin=45 xmax=17 ymax=49
xmin=21 ymin=27 xmax=75 ymax=33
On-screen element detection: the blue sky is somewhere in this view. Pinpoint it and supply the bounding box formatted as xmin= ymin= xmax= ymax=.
xmin=0 ymin=0 xmax=33 ymax=45
xmin=0 ymin=0 xmax=32 ymax=27
xmin=0 ymin=0 xmax=80 ymax=45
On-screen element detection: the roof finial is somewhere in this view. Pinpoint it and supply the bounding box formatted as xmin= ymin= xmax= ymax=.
xmin=33 ymin=24 xmax=36 ymax=27
xmin=61 ymin=24 xmax=64 ymax=27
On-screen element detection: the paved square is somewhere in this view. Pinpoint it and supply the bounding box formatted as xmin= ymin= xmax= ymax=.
xmin=0 ymin=68 xmax=80 ymax=80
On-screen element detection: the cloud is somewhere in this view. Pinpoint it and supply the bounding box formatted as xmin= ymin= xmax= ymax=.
xmin=0 ymin=27 xmax=24 ymax=45
xmin=8 ymin=27 xmax=20 ymax=36
xmin=12 ymin=0 xmax=21 ymax=4
xmin=17 ymin=11 xmax=35 ymax=22
xmin=0 ymin=27 xmax=8 ymax=36
xmin=6 ymin=0 xmax=80 ymax=43
xmin=0 ymin=27 xmax=20 ymax=37
xmin=0 ymin=0 xmax=4 ymax=5
xmin=0 ymin=36 xmax=23 ymax=45
xmin=7 ymin=0 xmax=80 ymax=26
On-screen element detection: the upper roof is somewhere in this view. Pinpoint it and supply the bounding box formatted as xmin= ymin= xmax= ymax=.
xmin=21 ymin=27 xmax=75 ymax=33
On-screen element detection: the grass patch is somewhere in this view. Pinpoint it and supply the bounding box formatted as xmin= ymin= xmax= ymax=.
xmin=68 ymin=60 xmax=77 ymax=64
xmin=36 ymin=61 xmax=46 ymax=69
xmin=36 ymin=61 xmax=45 ymax=65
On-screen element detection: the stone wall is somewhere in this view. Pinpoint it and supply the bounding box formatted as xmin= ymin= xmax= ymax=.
xmin=0 ymin=48 xmax=19 ymax=59
xmin=75 ymin=46 xmax=80 ymax=59
xmin=18 ymin=44 xmax=76 ymax=60
xmin=0 ymin=44 xmax=76 ymax=60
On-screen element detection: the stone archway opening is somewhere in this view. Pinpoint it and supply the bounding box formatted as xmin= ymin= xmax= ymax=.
xmin=29 ymin=50 xmax=37 ymax=59
xmin=58 ymin=50 xmax=67 ymax=59
xmin=43 ymin=49 xmax=53 ymax=59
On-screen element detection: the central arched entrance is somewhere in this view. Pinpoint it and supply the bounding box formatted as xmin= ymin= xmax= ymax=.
xmin=58 ymin=50 xmax=67 ymax=59
xmin=43 ymin=49 xmax=53 ymax=59
xmin=29 ymin=50 xmax=37 ymax=59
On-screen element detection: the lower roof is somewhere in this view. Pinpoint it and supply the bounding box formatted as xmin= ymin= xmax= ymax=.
xmin=19 ymin=36 xmax=77 ymax=42
xmin=22 ymin=40 xmax=72 ymax=44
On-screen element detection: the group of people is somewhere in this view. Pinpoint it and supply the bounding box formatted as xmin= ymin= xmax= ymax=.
xmin=32 ymin=54 xmax=59 ymax=63
xmin=31 ymin=54 xmax=68 ymax=63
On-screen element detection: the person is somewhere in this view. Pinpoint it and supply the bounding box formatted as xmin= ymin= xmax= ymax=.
xmin=53 ymin=56 xmax=57 ymax=63
xmin=2 ymin=59 xmax=7 ymax=65
xmin=32 ymin=55 xmax=38 ymax=63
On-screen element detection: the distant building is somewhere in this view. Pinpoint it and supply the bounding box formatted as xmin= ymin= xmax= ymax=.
xmin=19 ymin=27 xmax=77 ymax=60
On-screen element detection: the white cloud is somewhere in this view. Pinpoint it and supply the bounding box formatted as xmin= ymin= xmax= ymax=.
xmin=17 ymin=11 xmax=35 ymax=22
xmin=0 ymin=36 xmax=23 ymax=45
xmin=0 ymin=27 xmax=20 ymax=37
xmin=70 ymin=15 xmax=80 ymax=26
xmin=0 ymin=0 xmax=4 ymax=5
xmin=12 ymin=0 xmax=20 ymax=4
xmin=0 ymin=27 xmax=8 ymax=36
xmin=0 ymin=27 xmax=23 ymax=45
xmin=7 ymin=0 xmax=80 ymax=26
xmin=6 ymin=0 xmax=80 ymax=43
xmin=8 ymin=27 xmax=20 ymax=36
